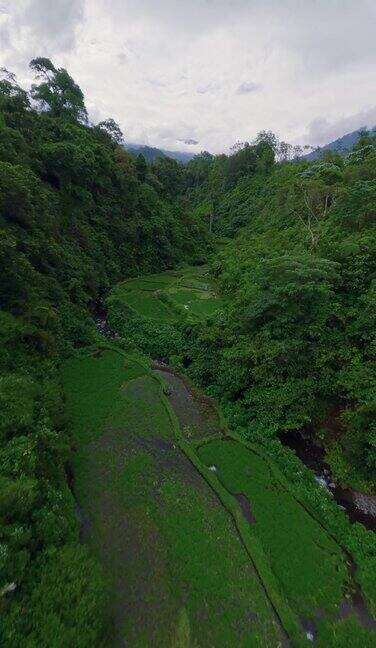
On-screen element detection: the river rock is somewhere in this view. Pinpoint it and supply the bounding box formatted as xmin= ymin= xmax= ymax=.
xmin=353 ymin=492 xmax=376 ymax=516
xmin=314 ymin=475 xmax=327 ymax=488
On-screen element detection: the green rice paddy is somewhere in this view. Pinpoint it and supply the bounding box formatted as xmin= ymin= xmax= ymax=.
xmin=111 ymin=265 xmax=224 ymax=322
xmin=63 ymin=349 xmax=286 ymax=647
xmin=61 ymin=267 xmax=376 ymax=647
xmin=198 ymin=440 xmax=347 ymax=616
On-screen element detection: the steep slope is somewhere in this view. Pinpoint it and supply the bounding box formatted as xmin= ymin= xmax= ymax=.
xmin=305 ymin=127 xmax=376 ymax=160
xmin=0 ymin=59 xmax=207 ymax=645
xmin=186 ymin=145 xmax=376 ymax=493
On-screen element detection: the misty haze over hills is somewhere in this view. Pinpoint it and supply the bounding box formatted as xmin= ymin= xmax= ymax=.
xmin=128 ymin=126 xmax=376 ymax=165
xmin=305 ymin=126 xmax=376 ymax=160
xmin=126 ymin=143 xmax=195 ymax=163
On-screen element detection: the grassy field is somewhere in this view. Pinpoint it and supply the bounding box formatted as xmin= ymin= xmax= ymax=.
xmin=63 ymin=349 xmax=286 ymax=647
xmin=62 ymin=350 xmax=146 ymax=445
xmin=110 ymin=265 xmax=224 ymax=323
xmin=122 ymin=291 xmax=176 ymax=321
xmin=198 ymin=440 xmax=347 ymax=617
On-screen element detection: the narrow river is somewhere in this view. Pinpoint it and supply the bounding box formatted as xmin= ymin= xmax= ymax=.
xmin=281 ymin=430 xmax=376 ymax=532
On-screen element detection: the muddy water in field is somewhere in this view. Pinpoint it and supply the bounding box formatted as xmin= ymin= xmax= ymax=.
xmin=153 ymin=364 xmax=221 ymax=440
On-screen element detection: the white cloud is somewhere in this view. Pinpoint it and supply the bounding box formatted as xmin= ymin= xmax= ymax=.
xmin=305 ymin=108 xmax=376 ymax=147
xmin=236 ymin=82 xmax=262 ymax=95
xmin=178 ymin=138 xmax=199 ymax=145
xmin=0 ymin=0 xmax=375 ymax=152
xmin=0 ymin=0 xmax=83 ymax=71
xmin=197 ymin=83 xmax=219 ymax=95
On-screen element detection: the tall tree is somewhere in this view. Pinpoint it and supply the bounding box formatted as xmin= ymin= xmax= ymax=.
xmin=30 ymin=58 xmax=88 ymax=122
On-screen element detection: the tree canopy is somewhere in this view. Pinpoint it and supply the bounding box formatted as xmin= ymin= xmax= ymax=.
xmin=0 ymin=59 xmax=208 ymax=645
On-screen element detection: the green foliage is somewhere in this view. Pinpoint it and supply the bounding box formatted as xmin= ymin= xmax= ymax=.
xmin=151 ymin=156 xmax=185 ymax=198
xmin=2 ymin=48 xmax=376 ymax=645
xmin=316 ymin=617 xmax=376 ymax=648
xmin=198 ymin=440 xmax=347 ymax=615
xmin=102 ymin=134 xmax=376 ymax=641
xmin=0 ymin=375 xmax=36 ymax=440
xmin=3 ymin=545 xmax=106 ymax=648
xmin=184 ymin=137 xmax=376 ymax=490
xmin=106 ymin=266 xmax=222 ymax=358
xmin=0 ymin=59 xmax=208 ymax=644
xmin=62 ymin=350 xmax=146 ymax=445
xmin=30 ymin=57 xmax=88 ymax=123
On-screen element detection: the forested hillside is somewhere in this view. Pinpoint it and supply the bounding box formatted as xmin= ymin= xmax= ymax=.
xmin=182 ymin=133 xmax=376 ymax=492
xmin=127 ymin=144 xmax=195 ymax=163
xmin=305 ymin=127 xmax=376 ymax=161
xmin=0 ymin=59 xmax=207 ymax=645
xmin=102 ymin=134 xmax=376 ymax=646
xmin=1 ymin=56 xmax=376 ymax=647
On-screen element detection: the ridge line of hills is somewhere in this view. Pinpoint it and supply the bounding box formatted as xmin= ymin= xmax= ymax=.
xmin=127 ymin=126 xmax=376 ymax=164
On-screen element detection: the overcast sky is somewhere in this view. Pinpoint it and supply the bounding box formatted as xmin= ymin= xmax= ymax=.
xmin=1 ymin=0 xmax=376 ymax=153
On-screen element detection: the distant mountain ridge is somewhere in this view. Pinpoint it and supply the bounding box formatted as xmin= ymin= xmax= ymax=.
xmin=127 ymin=128 xmax=376 ymax=165
xmin=305 ymin=126 xmax=376 ymax=160
xmin=126 ymin=143 xmax=196 ymax=163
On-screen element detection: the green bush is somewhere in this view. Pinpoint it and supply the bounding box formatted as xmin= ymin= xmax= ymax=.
xmin=2 ymin=545 xmax=106 ymax=648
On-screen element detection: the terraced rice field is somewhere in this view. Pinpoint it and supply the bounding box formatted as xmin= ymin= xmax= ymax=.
xmin=110 ymin=265 xmax=224 ymax=322
xmin=63 ymin=349 xmax=286 ymax=647
xmin=62 ymin=266 xmax=376 ymax=647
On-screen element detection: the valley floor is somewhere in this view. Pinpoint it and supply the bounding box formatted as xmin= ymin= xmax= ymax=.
xmin=62 ymin=267 xmax=376 ymax=647
xmin=63 ymin=349 xmax=285 ymax=647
